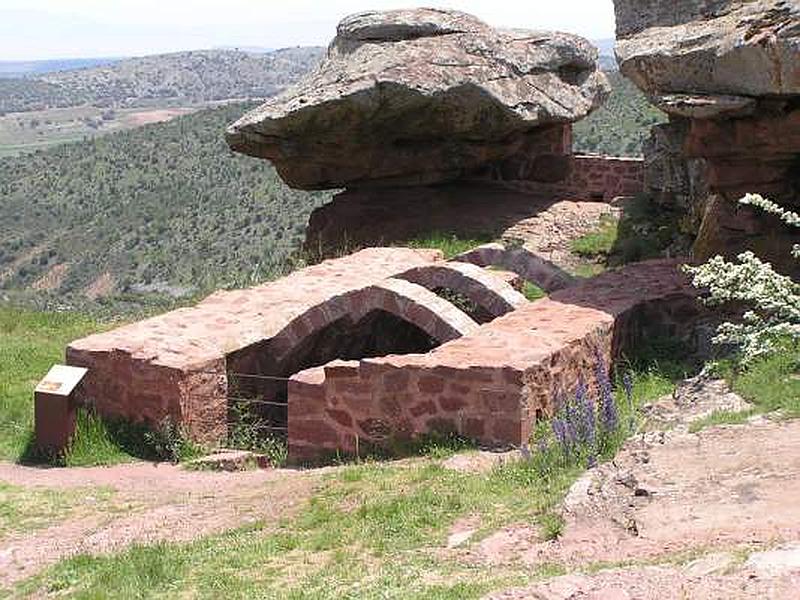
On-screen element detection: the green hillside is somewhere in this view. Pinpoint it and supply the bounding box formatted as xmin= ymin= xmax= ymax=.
xmin=0 ymin=48 xmax=324 ymax=114
xmin=0 ymin=71 xmax=660 ymax=312
xmin=573 ymin=71 xmax=666 ymax=156
xmin=0 ymin=103 xmax=332 ymax=308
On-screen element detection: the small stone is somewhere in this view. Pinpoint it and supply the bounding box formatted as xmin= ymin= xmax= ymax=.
xmin=684 ymin=552 xmax=737 ymax=577
xmin=745 ymin=543 xmax=800 ymax=577
xmin=447 ymin=529 xmax=477 ymax=548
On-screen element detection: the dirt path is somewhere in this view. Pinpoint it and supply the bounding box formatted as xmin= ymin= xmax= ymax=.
xmin=474 ymin=379 xmax=800 ymax=599
xmin=0 ymin=461 xmax=323 ymax=587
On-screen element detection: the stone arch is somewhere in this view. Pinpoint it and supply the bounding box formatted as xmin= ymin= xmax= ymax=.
xmin=270 ymin=277 xmax=479 ymax=364
xmin=225 ymin=278 xmax=480 ymax=438
xmin=454 ymin=243 xmax=575 ymax=293
xmin=395 ymin=261 xmax=527 ymax=319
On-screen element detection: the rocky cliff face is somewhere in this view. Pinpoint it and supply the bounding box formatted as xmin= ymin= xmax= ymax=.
xmin=226 ymin=8 xmax=609 ymax=190
xmin=614 ymin=0 xmax=800 ymax=274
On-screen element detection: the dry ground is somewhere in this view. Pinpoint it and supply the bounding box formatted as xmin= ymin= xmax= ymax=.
xmin=474 ymin=381 xmax=800 ymax=599
xmin=2 ymin=378 xmax=798 ymax=598
xmin=0 ymin=461 xmax=324 ymax=587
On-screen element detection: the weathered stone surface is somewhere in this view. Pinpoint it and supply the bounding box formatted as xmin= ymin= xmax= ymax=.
xmin=642 ymin=120 xmax=710 ymax=228
xmin=615 ymin=0 xmax=800 ymax=99
xmin=615 ymin=0 xmax=800 ymax=275
xmin=226 ymin=8 xmax=609 ymax=189
xmin=66 ymin=248 xmax=445 ymax=441
xmin=652 ymin=93 xmax=757 ymax=119
xmin=454 ymin=243 xmax=576 ymax=292
xmin=303 ymin=157 xmax=644 ymax=258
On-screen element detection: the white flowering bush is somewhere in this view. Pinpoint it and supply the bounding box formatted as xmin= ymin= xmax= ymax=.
xmin=685 ymin=193 xmax=800 ymax=364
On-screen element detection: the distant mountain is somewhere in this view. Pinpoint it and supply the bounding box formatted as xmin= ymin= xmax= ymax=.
xmin=0 ymin=47 xmax=325 ymax=114
xmin=573 ymin=71 xmax=666 ymax=156
xmin=0 ymin=57 xmax=122 ymax=79
xmin=0 ymin=72 xmax=660 ymax=309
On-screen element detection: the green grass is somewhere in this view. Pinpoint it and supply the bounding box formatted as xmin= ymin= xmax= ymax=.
xmin=720 ymin=341 xmax=800 ymax=417
xmin=568 ymin=195 xmax=684 ymax=275
xmin=570 ymin=214 xmax=619 ymax=258
xmin=521 ymin=281 xmax=546 ymax=301
xmin=405 ymin=233 xmax=493 ymax=260
xmin=688 ymin=409 xmax=755 ymax=433
xmin=0 ymin=306 xmax=201 ymax=467
xmin=0 ymin=307 xmax=101 ymax=461
xmin=686 ymin=340 xmax=798 ymax=433
xmin=18 ymin=359 xmax=675 ymax=598
xmin=0 ymin=482 xmax=113 ymax=539
xmin=21 ymin=458 xmax=578 ymax=599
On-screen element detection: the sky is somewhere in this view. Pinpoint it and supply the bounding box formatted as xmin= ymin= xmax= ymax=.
xmin=0 ymin=1 xmax=617 ymax=61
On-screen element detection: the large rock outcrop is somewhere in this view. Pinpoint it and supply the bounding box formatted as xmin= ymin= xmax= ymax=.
xmin=226 ymin=8 xmax=609 ymax=190
xmin=614 ymin=0 xmax=800 ymax=275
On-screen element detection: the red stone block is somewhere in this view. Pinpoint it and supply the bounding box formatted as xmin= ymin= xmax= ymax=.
xmin=409 ymin=400 xmax=437 ymax=418
xmin=491 ymin=419 xmax=523 ymax=444
xmin=291 ymin=419 xmax=341 ymax=445
xmin=35 ymin=392 xmax=76 ymax=454
xmin=34 ymin=365 xmax=88 ymax=455
xmin=326 ymin=408 xmax=354 ymax=428
xmin=383 ymin=370 xmax=410 ymax=392
xmin=417 ymin=375 xmax=445 ymax=394
xmin=439 ymin=395 xmax=467 ymax=412
xmin=463 ymin=417 xmax=485 ymax=439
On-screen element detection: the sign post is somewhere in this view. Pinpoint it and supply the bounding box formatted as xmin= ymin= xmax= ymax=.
xmin=34 ymin=365 xmax=88 ymax=455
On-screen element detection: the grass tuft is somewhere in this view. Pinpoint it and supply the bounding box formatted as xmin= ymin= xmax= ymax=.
xmin=717 ymin=340 xmax=800 ymax=417
xmin=570 ymin=214 xmax=619 ymax=258
xmin=405 ymin=233 xmax=494 ymax=260
xmin=688 ymin=410 xmax=755 ymax=434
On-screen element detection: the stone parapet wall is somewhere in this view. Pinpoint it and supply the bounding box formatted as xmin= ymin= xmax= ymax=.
xmin=564 ymin=155 xmax=645 ymax=202
xmin=304 ymin=155 xmax=645 ymax=258
xmin=288 ymin=359 xmax=529 ymax=462
xmin=287 ymin=259 xmax=699 ymax=462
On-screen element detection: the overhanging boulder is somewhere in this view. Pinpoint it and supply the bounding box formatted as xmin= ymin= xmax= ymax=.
xmin=226 ymin=8 xmax=609 ymax=190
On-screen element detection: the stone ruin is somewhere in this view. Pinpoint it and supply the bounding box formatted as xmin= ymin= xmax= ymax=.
xmin=49 ymin=6 xmax=771 ymax=462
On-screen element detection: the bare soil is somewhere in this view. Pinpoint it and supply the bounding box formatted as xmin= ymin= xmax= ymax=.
xmin=474 ymin=379 xmax=800 ymax=599
xmin=0 ymin=462 xmax=322 ymax=587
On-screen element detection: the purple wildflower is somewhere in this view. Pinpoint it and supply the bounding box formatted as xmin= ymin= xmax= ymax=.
xmin=552 ymin=418 xmax=570 ymax=458
xmin=623 ymin=371 xmax=635 ymax=432
xmin=537 ymin=437 xmax=549 ymax=456
xmin=574 ymin=377 xmax=596 ymax=451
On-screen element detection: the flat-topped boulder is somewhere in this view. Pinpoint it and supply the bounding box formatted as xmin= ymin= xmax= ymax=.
xmin=615 ymin=0 xmax=800 ymax=107
xmin=226 ymin=8 xmax=609 ymax=189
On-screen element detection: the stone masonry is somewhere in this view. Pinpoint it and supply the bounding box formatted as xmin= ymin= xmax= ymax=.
xmin=66 ymin=247 xmax=551 ymax=443
xmin=64 ymin=244 xmax=698 ymax=461
xmin=287 ymin=259 xmax=698 ymax=461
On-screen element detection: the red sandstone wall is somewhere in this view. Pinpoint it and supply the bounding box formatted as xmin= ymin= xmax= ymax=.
xmin=286 ymin=328 xmax=618 ymax=463
xmin=66 ymin=347 xmax=228 ymax=443
xmin=565 ymin=155 xmax=644 ymax=202
xmin=286 ymin=260 xmax=700 ymax=463
xmin=288 ymin=360 xmax=530 ymax=463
